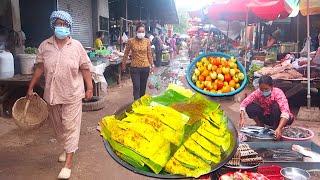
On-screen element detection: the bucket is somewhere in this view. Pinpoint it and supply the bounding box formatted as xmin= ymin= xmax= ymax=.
xmin=18 ymin=54 xmax=36 ymax=75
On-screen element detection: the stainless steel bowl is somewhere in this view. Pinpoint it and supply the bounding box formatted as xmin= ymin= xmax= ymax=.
xmin=281 ymin=167 xmax=310 ymax=180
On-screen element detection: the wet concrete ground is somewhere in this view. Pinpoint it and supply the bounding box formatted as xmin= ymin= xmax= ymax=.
xmin=0 ymin=51 xmax=319 ymax=180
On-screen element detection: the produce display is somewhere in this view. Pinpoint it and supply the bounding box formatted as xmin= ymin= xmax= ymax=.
xmin=189 ymin=54 xmax=246 ymax=95
xmin=282 ymin=127 xmax=313 ymax=140
xmin=100 ymin=85 xmax=236 ymax=178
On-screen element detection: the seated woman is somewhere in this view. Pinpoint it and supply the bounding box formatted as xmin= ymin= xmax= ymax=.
xmin=265 ymin=34 xmax=277 ymax=49
xmin=239 ymin=75 xmax=294 ymax=140
xmin=94 ymin=31 xmax=104 ymax=50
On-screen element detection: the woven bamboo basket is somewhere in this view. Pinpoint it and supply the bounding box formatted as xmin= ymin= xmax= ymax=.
xmin=12 ymin=94 xmax=48 ymax=129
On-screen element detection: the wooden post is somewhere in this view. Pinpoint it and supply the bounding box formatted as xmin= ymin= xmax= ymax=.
xmin=10 ymin=0 xmax=23 ymax=54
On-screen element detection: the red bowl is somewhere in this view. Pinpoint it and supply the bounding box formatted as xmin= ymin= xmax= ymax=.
xmin=281 ymin=126 xmax=314 ymax=141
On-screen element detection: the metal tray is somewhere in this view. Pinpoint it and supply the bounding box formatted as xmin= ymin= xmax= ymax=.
xmin=102 ymin=104 xmax=239 ymax=179
xmin=247 ymin=141 xmax=320 ymax=170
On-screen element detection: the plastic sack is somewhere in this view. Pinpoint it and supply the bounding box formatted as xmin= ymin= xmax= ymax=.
xmin=122 ymin=33 xmax=128 ymax=43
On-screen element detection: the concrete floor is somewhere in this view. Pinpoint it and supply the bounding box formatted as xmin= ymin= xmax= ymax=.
xmin=1 ymin=52 xmax=320 ymax=180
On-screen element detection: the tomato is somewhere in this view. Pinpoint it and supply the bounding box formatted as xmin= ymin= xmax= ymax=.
xmin=202 ymin=70 xmax=209 ymax=77
xmin=212 ymin=65 xmax=218 ymax=71
xmin=224 ymin=74 xmax=232 ymax=82
xmin=216 ymin=68 xmax=222 ymax=74
xmin=212 ymin=83 xmax=218 ymax=91
xmin=205 ymin=76 xmax=212 ymax=82
xmin=229 ymin=80 xmax=236 ymax=88
xmin=235 ymin=83 xmax=240 ymax=89
xmin=217 ymin=80 xmax=224 ymax=90
xmin=233 ymin=76 xmax=240 ymax=83
xmin=222 ymin=85 xmax=231 ymax=93
xmin=198 ymin=75 xmax=205 ymax=81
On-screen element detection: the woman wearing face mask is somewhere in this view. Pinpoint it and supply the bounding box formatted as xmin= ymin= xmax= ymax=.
xmin=122 ymin=23 xmax=154 ymax=100
xmin=239 ymin=75 xmax=294 ymax=140
xmin=26 ymin=11 xmax=93 ymax=179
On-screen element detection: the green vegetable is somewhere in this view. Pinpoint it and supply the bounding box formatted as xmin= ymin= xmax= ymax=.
xmin=24 ymin=47 xmax=37 ymax=54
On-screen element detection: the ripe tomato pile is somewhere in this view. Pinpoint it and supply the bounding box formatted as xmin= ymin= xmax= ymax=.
xmin=191 ymin=56 xmax=245 ymax=94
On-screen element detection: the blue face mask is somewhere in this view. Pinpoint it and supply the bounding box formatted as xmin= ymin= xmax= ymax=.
xmin=54 ymin=26 xmax=70 ymax=39
xmin=262 ymin=90 xmax=272 ymax=97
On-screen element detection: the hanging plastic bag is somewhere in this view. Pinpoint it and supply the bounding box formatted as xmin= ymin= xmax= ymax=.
xmin=122 ymin=33 xmax=128 ymax=43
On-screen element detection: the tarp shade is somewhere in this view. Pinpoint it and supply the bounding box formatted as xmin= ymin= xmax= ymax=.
xmin=248 ymin=0 xmax=293 ymax=21
xmin=207 ymin=0 xmax=251 ymax=21
xmin=300 ymin=0 xmax=320 ymax=16
xmin=206 ymin=0 xmax=294 ymax=21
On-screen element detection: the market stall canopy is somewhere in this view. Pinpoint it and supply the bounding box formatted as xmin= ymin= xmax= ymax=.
xmin=211 ymin=21 xmax=244 ymax=40
xmin=248 ymin=0 xmax=293 ymax=21
xmin=206 ymin=0 xmax=294 ymax=21
xmin=207 ymin=0 xmax=251 ymax=21
xmin=299 ymin=0 xmax=320 ymax=16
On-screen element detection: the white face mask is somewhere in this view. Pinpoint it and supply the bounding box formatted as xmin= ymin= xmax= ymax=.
xmin=137 ymin=33 xmax=145 ymax=39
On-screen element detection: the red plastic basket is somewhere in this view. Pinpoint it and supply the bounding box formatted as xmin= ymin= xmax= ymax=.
xmin=258 ymin=165 xmax=284 ymax=180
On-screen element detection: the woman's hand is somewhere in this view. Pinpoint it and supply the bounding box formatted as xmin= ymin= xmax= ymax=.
xmin=85 ymin=89 xmax=93 ymax=101
xmin=150 ymin=65 xmax=155 ymax=74
xmin=26 ymin=89 xmax=36 ymax=100
xmin=274 ymin=128 xmax=282 ymax=140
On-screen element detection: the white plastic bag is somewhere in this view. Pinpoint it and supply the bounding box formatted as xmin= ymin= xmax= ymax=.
xmin=121 ymin=33 xmax=128 ymax=43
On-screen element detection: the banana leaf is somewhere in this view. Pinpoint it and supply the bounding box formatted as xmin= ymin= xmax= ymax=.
xmin=167 ymin=84 xmax=194 ymax=98
xmin=151 ymin=89 xmax=189 ymax=106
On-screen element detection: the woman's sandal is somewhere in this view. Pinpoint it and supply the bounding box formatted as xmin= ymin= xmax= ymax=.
xmin=58 ymin=167 xmax=71 ymax=179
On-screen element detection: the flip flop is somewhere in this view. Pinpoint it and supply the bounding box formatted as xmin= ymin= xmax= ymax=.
xmin=58 ymin=167 xmax=71 ymax=179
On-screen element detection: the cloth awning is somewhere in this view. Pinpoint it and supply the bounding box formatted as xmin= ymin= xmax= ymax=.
xmin=248 ymin=0 xmax=293 ymax=21
xmin=206 ymin=0 xmax=294 ymax=21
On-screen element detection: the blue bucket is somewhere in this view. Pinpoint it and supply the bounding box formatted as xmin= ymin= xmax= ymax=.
xmin=186 ymin=52 xmax=248 ymax=97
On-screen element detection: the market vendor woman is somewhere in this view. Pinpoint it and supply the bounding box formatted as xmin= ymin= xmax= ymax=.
xmin=239 ymin=75 xmax=294 ymax=140
xmin=27 ymin=11 xmax=93 ymax=179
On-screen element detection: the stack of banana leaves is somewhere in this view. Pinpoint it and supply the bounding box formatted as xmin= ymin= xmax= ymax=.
xmin=99 ymin=85 xmax=232 ymax=178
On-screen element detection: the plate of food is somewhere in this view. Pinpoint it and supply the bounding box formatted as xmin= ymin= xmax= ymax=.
xmin=281 ymin=126 xmax=314 ymax=141
xmin=219 ymin=171 xmax=268 ymax=180
xmin=100 ymin=86 xmax=238 ymax=178
xmin=186 ymin=52 xmax=247 ymax=97
xmin=225 ymin=143 xmax=263 ymax=170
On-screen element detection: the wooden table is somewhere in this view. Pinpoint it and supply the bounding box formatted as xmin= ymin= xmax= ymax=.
xmin=0 ymin=74 xmax=35 ymax=117
xmin=274 ymin=78 xmax=320 ymax=98
xmin=0 ymin=74 xmax=33 ymax=86
xmin=109 ymin=57 xmax=130 ymax=84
